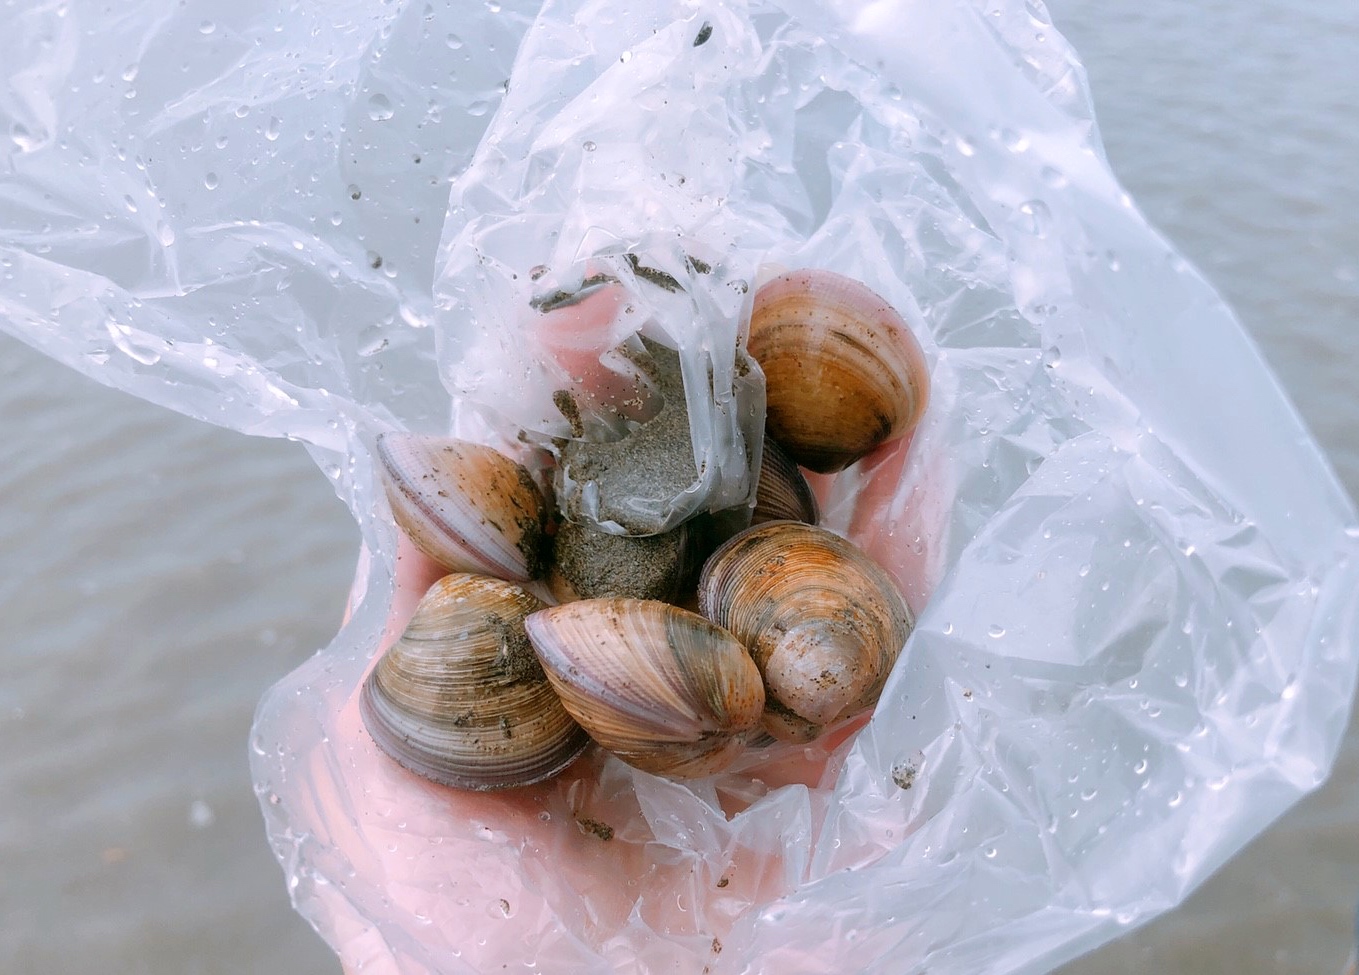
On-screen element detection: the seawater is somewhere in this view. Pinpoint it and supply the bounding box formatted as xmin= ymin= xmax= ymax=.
xmin=1 ymin=0 xmax=1355 ymax=972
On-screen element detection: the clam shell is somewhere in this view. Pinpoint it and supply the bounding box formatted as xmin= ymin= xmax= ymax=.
xmin=525 ymin=599 xmax=765 ymax=779
xmin=752 ymin=436 xmax=819 ymax=525
xmin=376 ymin=432 xmax=549 ymax=582
xmin=697 ymin=521 xmax=913 ymax=742
xmin=747 ymin=269 xmax=929 ymax=473
xmin=359 ymin=573 xmax=588 ymax=791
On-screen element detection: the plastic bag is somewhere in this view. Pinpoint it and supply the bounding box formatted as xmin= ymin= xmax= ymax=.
xmin=3 ymin=0 xmax=1357 ymax=972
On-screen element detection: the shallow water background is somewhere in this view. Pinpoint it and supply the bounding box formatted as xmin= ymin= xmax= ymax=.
xmin=1 ymin=0 xmax=1355 ymax=973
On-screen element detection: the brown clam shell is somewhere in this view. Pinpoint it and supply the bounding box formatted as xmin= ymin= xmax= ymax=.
xmin=376 ymin=432 xmax=549 ymax=582
xmin=752 ymin=436 xmax=819 ymax=525
xmin=524 ymin=599 xmax=765 ymax=779
xmin=747 ymin=269 xmax=929 ymax=473
xmin=359 ymin=573 xmax=588 ymax=791
xmin=697 ymin=521 xmax=913 ymax=742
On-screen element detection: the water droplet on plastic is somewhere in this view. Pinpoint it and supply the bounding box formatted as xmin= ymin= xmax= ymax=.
xmin=619 ymin=49 xmax=632 ymax=63
xmin=955 ymin=135 xmax=976 ymax=157
xmin=941 ymin=622 xmax=954 ymax=635
xmin=121 ymin=63 xmax=138 ymax=82
xmin=983 ymin=846 xmax=997 ymax=859
xmin=10 ymin=122 xmax=37 ymax=152
xmin=987 ymin=624 xmax=1006 ymax=639
xmin=188 ymin=799 xmax=216 ymax=830
xmin=1133 ymin=758 xmax=1149 ymax=775
xmin=367 ymin=93 xmax=394 ymax=121
xmin=358 ymin=331 xmax=389 ymax=357
xmin=1000 ymin=127 xmax=1029 ymax=152
xmin=215 ymin=134 xmax=228 ymax=149
xmin=446 ymin=32 xmax=464 ymax=49
xmin=1042 ymin=346 xmax=1061 ymax=369
xmin=582 ymin=140 xmax=597 ymax=152
xmin=123 ymin=195 xmax=138 ymax=213
xmin=329 ymin=211 xmax=342 ymax=226
xmin=156 ymin=222 xmax=175 ymax=246
xmin=1039 ymin=165 xmax=1067 ymax=188
xmin=234 ymin=104 xmax=249 ymax=118
xmin=199 ymin=19 xmax=215 ymax=34
xmin=467 ymin=99 xmax=491 ymax=117
xmin=265 ymin=116 xmax=281 ymax=141
xmin=203 ymin=172 xmax=219 ymax=189
xmin=1016 ymin=199 xmax=1050 ymax=237
xmin=399 ymin=303 xmax=429 ymax=328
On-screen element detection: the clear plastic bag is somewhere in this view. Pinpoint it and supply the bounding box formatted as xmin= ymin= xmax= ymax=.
xmin=3 ymin=0 xmax=1357 ymax=972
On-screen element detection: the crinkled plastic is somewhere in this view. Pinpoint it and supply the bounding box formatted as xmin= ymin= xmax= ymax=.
xmin=3 ymin=0 xmax=1358 ymax=972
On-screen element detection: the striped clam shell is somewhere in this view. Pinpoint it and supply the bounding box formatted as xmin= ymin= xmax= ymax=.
xmin=359 ymin=573 xmax=588 ymax=791
xmin=752 ymin=436 xmax=819 ymax=525
xmin=698 ymin=521 xmax=913 ymax=742
xmin=525 ymin=599 xmax=765 ymax=779
xmin=376 ymin=432 xmax=549 ymax=582
xmin=747 ymin=269 xmax=929 ymax=473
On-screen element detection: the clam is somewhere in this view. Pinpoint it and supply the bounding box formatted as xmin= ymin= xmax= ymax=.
xmin=359 ymin=573 xmax=589 ymax=791
xmin=525 ymin=599 xmax=765 ymax=779
xmin=747 ymin=269 xmax=929 ymax=473
xmin=752 ymin=435 xmax=819 ymax=525
xmin=698 ymin=521 xmax=913 ymax=742
xmin=376 ymin=432 xmax=549 ymax=582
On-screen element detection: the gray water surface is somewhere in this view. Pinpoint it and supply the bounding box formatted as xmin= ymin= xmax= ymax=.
xmin=2 ymin=0 xmax=1356 ymax=972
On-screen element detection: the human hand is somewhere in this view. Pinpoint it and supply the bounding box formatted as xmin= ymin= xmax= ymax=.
xmin=318 ymin=279 xmax=938 ymax=973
